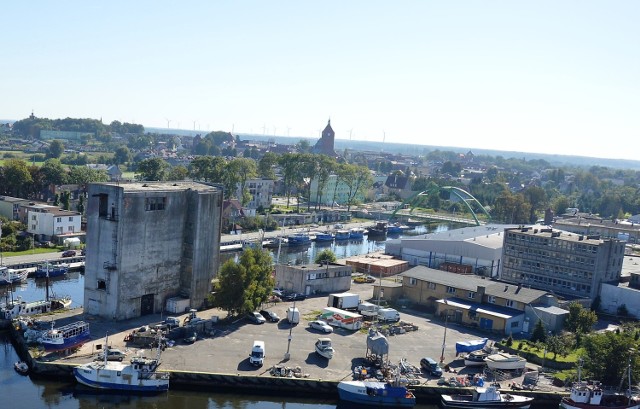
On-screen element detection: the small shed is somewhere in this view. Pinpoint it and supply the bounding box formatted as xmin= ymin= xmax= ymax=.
xmin=63 ymin=237 xmax=81 ymax=249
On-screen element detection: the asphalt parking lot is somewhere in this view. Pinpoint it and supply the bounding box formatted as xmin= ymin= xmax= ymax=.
xmin=60 ymin=283 xmax=509 ymax=382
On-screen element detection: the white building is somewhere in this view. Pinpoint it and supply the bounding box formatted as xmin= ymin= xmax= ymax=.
xmin=309 ymin=174 xmax=366 ymax=206
xmin=26 ymin=205 xmax=82 ymax=242
xmin=236 ymin=178 xmax=274 ymax=210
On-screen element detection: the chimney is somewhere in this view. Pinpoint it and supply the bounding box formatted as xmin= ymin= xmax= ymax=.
xmin=477 ymin=286 xmax=486 ymax=301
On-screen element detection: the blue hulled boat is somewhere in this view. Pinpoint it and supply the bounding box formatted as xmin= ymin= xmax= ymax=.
xmin=40 ymin=320 xmax=91 ymax=352
xmin=338 ymin=379 xmax=416 ymax=407
xmin=34 ymin=262 xmax=69 ymax=278
xmin=287 ymin=233 xmax=311 ymax=246
xmin=314 ymin=232 xmax=334 ymax=242
xmin=335 ymin=230 xmax=350 ymax=240
xmin=349 ymin=227 xmax=366 ymax=240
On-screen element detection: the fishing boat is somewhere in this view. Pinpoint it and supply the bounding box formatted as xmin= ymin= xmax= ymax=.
xmin=485 ymin=353 xmax=527 ymax=371
xmin=74 ymin=334 xmax=170 ymax=392
xmin=464 ymin=349 xmax=492 ymax=367
xmin=337 ymin=378 xmax=416 ymax=407
xmin=366 ymin=221 xmax=388 ymax=238
xmin=335 ymin=230 xmax=350 ymax=240
xmin=0 ymin=266 xmax=28 ymax=285
xmin=315 ymin=337 xmax=334 ymax=359
xmin=34 ymin=261 xmax=69 ymax=279
xmin=50 ymin=294 xmax=72 ymax=310
xmin=1 ymin=296 xmax=52 ymax=320
xmin=287 ymin=233 xmax=311 ymax=246
xmin=39 ymin=320 xmax=91 ymax=352
xmin=560 ymin=358 xmax=640 ymax=409
xmin=349 ymin=227 xmax=366 ymax=239
xmin=314 ymin=232 xmax=334 ymax=242
xmin=387 ymin=223 xmax=403 ymax=235
xmin=441 ymin=384 xmax=534 ymax=408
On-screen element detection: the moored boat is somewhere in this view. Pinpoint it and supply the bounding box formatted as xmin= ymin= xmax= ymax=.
xmin=441 ymin=384 xmax=534 ymax=408
xmin=337 ymin=379 xmax=416 ymax=407
xmin=287 ymin=233 xmax=311 ymax=246
xmin=335 ymin=230 xmax=350 ymax=240
xmin=367 ymin=221 xmax=388 ymax=238
xmin=14 ymin=360 xmax=29 ymax=375
xmin=0 ymin=266 xmax=28 ymax=285
xmin=73 ymin=334 xmax=169 ymax=392
xmin=484 ymin=352 xmax=527 ymax=371
xmin=50 ymin=294 xmax=72 ymax=310
xmin=40 ymin=320 xmax=91 ymax=352
xmin=1 ymin=297 xmax=52 ymax=320
xmin=34 ymin=262 xmax=69 ymax=279
xmin=349 ymin=227 xmax=366 ymax=239
xmin=314 ymin=232 xmax=334 ymax=242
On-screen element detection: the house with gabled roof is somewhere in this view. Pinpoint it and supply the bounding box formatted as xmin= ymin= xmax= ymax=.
xmin=399 ymin=266 xmax=567 ymax=335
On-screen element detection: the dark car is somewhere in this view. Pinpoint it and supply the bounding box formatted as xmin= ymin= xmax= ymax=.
xmin=183 ymin=332 xmax=197 ymax=344
xmin=420 ymin=357 xmax=443 ymax=376
xmin=284 ymin=293 xmax=306 ymax=302
xmin=61 ymin=250 xmax=76 ymax=258
xmin=259 ymin=309 xmax=280 ymax=322
xmin=247 ymin=311 xmax=266 ymax=324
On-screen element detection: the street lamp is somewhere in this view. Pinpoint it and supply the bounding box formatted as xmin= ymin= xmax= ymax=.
xmin=284 ymin=300 xmax=296 ymax=360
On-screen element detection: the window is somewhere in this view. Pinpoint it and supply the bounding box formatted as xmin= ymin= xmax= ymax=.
xmin=447 ymin=286 xmax=456 ymax=294
xmin=506 ymin=300 xmax=515 ymax=308
xmin=67 ymin=226 xmax=74 ymax=232
xmin=97 ymin=280 xmax=106 ymax=290
xmin=32 ymin=215 xmax=36 ymax=221
xmin=57 ymin=217 xmax=62 ymax=222
xmin=511 ymin=321 xmax=519 ymax=328
xmin=145 ymin=197 xmax=166 ymax=211
xmin=468 ymin=291 xmax=476 ymax=299
xmin=487 ymin=296 xmax=496 ymax=304
xmin=31 ymin=224 xmax=36 ymax=230
xmin=428 ymin=282 xmax=436 ymax=290
xmin=69 ymin=217 xmax=73 ymax=221
xmin=408 ymin=277 xmax=417 ymax=286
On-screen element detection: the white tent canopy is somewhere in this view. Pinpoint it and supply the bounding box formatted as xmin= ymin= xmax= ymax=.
xmin=63 ymin=237 xmax=81 ymax=249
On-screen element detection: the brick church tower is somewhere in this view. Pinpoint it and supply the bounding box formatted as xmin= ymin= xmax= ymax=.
xmin=312 ymin=119 xmax=337 ymax=157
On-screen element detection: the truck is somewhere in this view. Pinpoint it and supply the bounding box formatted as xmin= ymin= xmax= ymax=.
xmin=357 ymin=301 xmax=380 ymax=318
xmin=377 ymin=307 xmax=401 ymax=323
xmin=320 ymin=307 xmax=363 ymax=331
xmin=327 ymin=292 xmax=360 ymax=311
xmin=286 ymin=307 xmax=300 ymax=325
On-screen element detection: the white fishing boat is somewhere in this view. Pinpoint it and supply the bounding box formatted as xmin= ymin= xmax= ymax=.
xmin=441 ymin=384 xmax=534 ymax=408
xmin=1 ymin=296 xmax=52 ymax=320
xmin=484 ymin=353 xmax=527 ymax=371
xmin=315 ymin=337 xmax=334 ymax=359
xmin=0 ymin=266 xmax=28 ymax=285
xmin=74 ymin=334 xmax=169 ymax=392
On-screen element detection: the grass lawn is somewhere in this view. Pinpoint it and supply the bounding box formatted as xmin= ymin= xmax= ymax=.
xmin=506 ymin=339 xmax=583 ymax=364
xmin=1 ymin=248 xmax=64 ymax=257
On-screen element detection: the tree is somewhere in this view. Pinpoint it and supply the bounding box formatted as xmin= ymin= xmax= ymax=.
xmin=48 ymin=140 xmax=65 ymax=159
xmin=39 ymin=158 xmax=67 ymax=187
xmin=341 ymin=164 xmax=373 ymax=211
xmin=225 ymin=158 xmax=257 ymax=204
xmin=189 ymin=156 xmax=226 ymax=182
xmin=565 ymin=301 xmax=598 ymax=334
xmin=258 ymin=152 xmax=278 ymax=180
xmin=314 ymin=155 xmax=336 ymax=209
xmin=278 ymin=153 xmax=300 ymax=208
xmin=530 ymin=319 xmax=548 ymax=343
xmin=114 ymin=146 xmax=132 ymax=165
xmin=167 ymin=165 xmax=189 ymax=181
xmin=315 ymin=249 xmax=337 ymax=264
xmin=136 ymin=158 xmax=169 ymax=181
xmin=0 ymin=159 xmax=33 ymax=197
xmin=211 ymin=248 xmax=274 ymax=317
xmin=67 ymin=166 xmax=109 ymax=185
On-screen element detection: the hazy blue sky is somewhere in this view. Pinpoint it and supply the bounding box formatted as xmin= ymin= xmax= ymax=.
xmin=2 ymin=2 xmax=638 ymax=160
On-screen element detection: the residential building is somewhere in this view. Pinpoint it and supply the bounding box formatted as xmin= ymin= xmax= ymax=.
xmin=236 ymin=178 xmax=274 ymax=210
xmin=309 ymin=174 xmax=366 ymax=206
xmin=222 ymin=199 xmax=245 ymax=233
xmin=553 ymin=214 xmax=640 ymax=244
xmin=86 ymin=164 xmax=123 ymax=182
xmin=500 ymin=226 xmax=626 ymax=299
xmin=399 ymin=266 xmax=565 ymax=335
xmin=25 ymin=204 xmax=82 ymax=243
xmin=83 ymin=181 xmax=223 ymax=321
xmin=274 ymin=262 xmax=353 ymax=295
xmin=0 ymin=195 xmax=30 ymax=221
xmin=385 ymin=224 xmax=519 ymax=278
xmin=384 ymin=171 xmax=416 ymax=200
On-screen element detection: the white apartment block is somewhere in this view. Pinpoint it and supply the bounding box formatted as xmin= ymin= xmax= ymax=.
xmin=27 ymin=206 xmax=82 ymax=241
xmin=309 ymin=174 xmax=366 ymax=206
xmin=237 ymin=178 xmax=274 ymax=209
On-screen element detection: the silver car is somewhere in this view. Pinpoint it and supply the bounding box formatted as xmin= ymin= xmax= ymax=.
xmin=96 ymin=348 xmax=127 ymax=361
xmin=308 ymin=320 xmax=333 ymax=333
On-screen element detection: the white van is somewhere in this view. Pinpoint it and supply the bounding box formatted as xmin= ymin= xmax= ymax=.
xmin=377 ymin=307 xmax=401 ymax=323
xmin=249 ymin=340 xmax=265 ymax=366
xmin=286 ymin=307 xmax=300 ymax=325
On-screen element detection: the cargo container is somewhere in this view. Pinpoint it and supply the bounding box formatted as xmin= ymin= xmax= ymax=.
xmin=327 ymin=292 xmax=360 ymax=310
xmin=165 ymin=297 xmax=190 ymax=314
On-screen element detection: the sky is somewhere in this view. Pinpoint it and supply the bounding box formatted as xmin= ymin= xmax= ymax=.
xmin=1 ymin=2 xmax=639 ymax=160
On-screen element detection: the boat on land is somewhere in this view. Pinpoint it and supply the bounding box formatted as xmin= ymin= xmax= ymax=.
xmin=39 ymin=320 xmax=91 ymax=352
xmin=349 ymin=227 xmax=366 ymax=239
xmin=484 ymin=352 xmax=527 ymax=371
xmin=315 ymin=337 xmax=334 ymax=359
xmin=560 ymin=358 xmax=640 ymax=409
xmin=34 ymin=261 xmax=69 ymax=278
xmin=74 ymin=334 xmax=170 ymax=392
xmin=0 ymin=266 xmax=28 ymax=285
xmin=337 ymin=378 xmax=416 ymax=407
xmin=441 ymin=384 xmax=534 ymax=408
xmin=335 ymin=230 xmax=350 ymax=240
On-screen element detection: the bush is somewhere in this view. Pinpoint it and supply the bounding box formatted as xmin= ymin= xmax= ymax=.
xmin=506 ymin=335 xmax=513 ymax=347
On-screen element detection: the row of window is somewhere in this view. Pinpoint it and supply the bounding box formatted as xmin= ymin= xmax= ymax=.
xmin=31 ymin=215 xmax=76 ymax=222
xmin=145 ymin=197 xmax=166 ymax=211
xmin=407 ymin=277 xmax=515 ymax=307
xmin=307 ymin=271 xmax=352 ymax=280
xmin=506 ymin=234 xmax=600 ymax=253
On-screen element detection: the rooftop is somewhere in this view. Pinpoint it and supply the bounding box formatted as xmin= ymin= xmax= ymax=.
xmin=98 ymin=181 xmax=221 ymax=193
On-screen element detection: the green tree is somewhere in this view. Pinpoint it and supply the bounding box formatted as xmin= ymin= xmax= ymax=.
xmin=67 ymin=166 xmax=109 ymax=185
xmin=39 ymin=158 xmax=67 ymax=186
xmin=315 ymin=249 xmax=337 ymax=264
xmin=114 ymin=146 xmax=132 ymax=165
xmin=314 ymin=155 xmax=336 ymax=209
xmin=189 ymin=156 xmax=226 ymax=182
xmin=61 ymin=191 xmax=71 ymax=210
xmin=136 ymin=158 xmax=169 ymax=181
xmin=565 ymin=301 xmax=598 ymax=334
xmin=530 ymin=319 xmax=547 ymax=343
xmin=0 ymin=159 xmax=33 ymax=197
xmin=48 ymin=140 xmax=65 ymax=159
xmin=257 ymin=152 xmax=278 ymax=180
xmin=167 ymin=165 xmax=189 ymax=181
xmin=341 ymin=164 xmax=373 ymax=211
xmin=278 ymin=153 xmax=301 ymax=208
xmin=225 ymin=158 xmax=257 ymax=204
xmin=545 ymin=335 xmax=567 ymax=360
xmin=211 ymin=248 xmax=274 ymax=317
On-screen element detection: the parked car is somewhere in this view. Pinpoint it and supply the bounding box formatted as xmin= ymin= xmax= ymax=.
xmin=259 ymin=310 xmax=280 ymax=323
xmin=308 ymin=320 xmax=333 ymax=333
xmin=420 ymin=357 xmax=443 ymax=377
xmin=247 ymin=311 xmax=266 ymax=324
xmin=284 ymin=293 xmax=306 ymax=302
xmin=96 ymin=348 xmax=127 ymax=361
xmin=61 ymin=250 xmax=76 ymax=258
xmin=354 ymin=275 xmax=376 ymax=284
